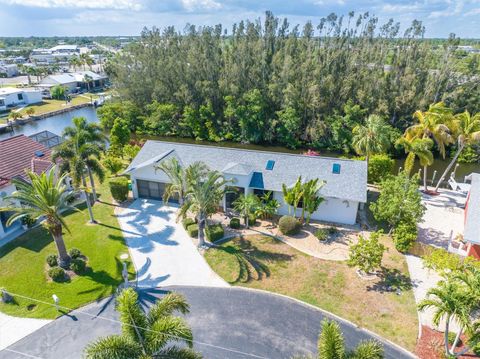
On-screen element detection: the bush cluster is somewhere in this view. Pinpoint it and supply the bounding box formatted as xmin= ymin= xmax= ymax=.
xmin=46 ymin=254 xmax=58 ymax=267
xmin=182 ymin=217 xmax=196 ymax=230
xmin=392 ymin=222 xmax=418 ymax=253
xmin=108 ymin=177 xmax=129 ymax=202
xmin=248 ymin=213 xmax=257 ymax=226
xmin=187 ymin=224 xmax=198 ymax=238
xmin=70 ymin=258 xmax=87 ymax=274
xmin=367 ymin=154 xmax=395 ymax=184
xmin=48 ymin=267 xmax=66 ymax=282
xmin=278 ymin=215 xmax=300 ymax=235
xmin=68 ymin=248 xmax=82 ymax=259
xmin=206 ymin=224 xmax=224 ymax=243
xmin=315 ymin=229 xmax=328 ymax=241
xmin=229 ymin=217 xmax=241 ymax=229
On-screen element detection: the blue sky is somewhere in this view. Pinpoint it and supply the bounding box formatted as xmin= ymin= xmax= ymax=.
xmin=0 ymin=0 xmax=478 ymax=38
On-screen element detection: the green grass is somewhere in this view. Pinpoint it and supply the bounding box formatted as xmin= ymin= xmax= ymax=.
xmin=0 ymin=179 xmax=133 ymax=319
xmin=204 ymin=235 xmax=419 ymax=351
xmin=17 ymin=95 xmax=99 ymax=116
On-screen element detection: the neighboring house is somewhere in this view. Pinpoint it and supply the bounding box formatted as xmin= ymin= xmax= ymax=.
xmin=464 ymin=173 xmax=480 ymax=259
xmin=0 ymin=87 xmax=42 ymax=112
xmin=125 ymin=141 xmax=368 ymax=225
xmin=30 ymin=45 xmax=81 ymax=64
xmin=37 ymin=71 xmax=107 ymax=93
xmin=0 ymin=63 xmax=19 ymax=77
xmin=0 ymin=135 xmax=54 ymax=240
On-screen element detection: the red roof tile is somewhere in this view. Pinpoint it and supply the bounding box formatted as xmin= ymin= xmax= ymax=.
xmin=0 ymin=135 xmax=53 ymax=187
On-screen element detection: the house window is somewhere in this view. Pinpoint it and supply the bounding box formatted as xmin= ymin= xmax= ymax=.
xmin=17 ymin=93 xmax=23 ymax=101
xmin=266 ymin=160 xmax=275 ymax=170
xmin=332 ymin=163 xmax=341 ymax=174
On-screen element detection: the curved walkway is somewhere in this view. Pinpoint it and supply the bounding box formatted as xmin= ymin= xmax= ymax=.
xmin=1 ymin=286 xmax=415 ymax=359
xmin=115 ymin=199 xmax=227 ymax=288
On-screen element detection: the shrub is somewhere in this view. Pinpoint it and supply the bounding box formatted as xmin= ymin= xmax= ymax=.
xmin=315 ymin=229 xmax=328 ymax=241
xmin=328 ymin=226 xmax=338 ymax=235
xmin=50 ymin=84 xmax=65 ymax=100
xmin=278 ymin=215 xmax=300 ymax=235
xmin=229 ymin=217 xmax=241 ymax=229
xmin=392 ymin=222 xmax=418 ymax=252
xmin=348 ymin=231 xmax=387 ymax=274
xmin=103 ymin=157 xmax=124 ymax=176
xmin=70 ymin=258 xmax=86 ymax=274
xmin=423 ymin=248 xmax=463 ymax=274
xmin=182 ymin=217 xmax=196 ymax=230
xmin=206 ymin=224 xmax=224 ymax=243
xmin=248 ymin=213 xmax=257 ymax=226
xmin=187 ymin=224 xmax=198 ymax=238
xmin=46 ymin=254 xmax=58 ymax=267
xmin=48 ymin=267 xmax=66 ymax=282
xmin=368 ymin=154 xmax=395 ymax=184
xmin=109 ymin=177 xmax=129 ymax=202
xmin=68 ymin=248 xmax=82 ymax=259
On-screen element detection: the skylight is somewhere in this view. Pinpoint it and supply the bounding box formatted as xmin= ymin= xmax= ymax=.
xmin=266 ymin=160 xmax=275 ymax=170
xmin=332 ymin=163 xmax=341 ymax=174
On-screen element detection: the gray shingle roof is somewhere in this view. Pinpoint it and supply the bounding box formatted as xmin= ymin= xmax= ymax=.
xmin=127 ymin=141 xmax=368 ymax=203
xmin=465 ymin=173 xmax=480 ymax=245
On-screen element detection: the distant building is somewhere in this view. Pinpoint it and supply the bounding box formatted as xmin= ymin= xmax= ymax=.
xmin=37 ymin=71 xmax=108 ymax=93
xmin=30 ymin=45 xmax=82 ymax=64
xmin=0 ymin=64 xmax=19 ymax=78
xmin=0 ymin=87 xmax=42 ymax=111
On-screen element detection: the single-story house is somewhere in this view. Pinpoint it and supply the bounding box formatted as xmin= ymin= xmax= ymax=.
xmin=37 ymin=71 xmax=107 ymax=94
xmin=125 ymin=141 xmax=368 ymax=225
xmin=0 ymin=87 xmax=42 ymax=112
xmin=0 ymin=63 xmax=19 ymax=77
xmin=0 ymin=135 xmax=54 ymax=240
xmin=464 ymin=173 xmax=480 ymax=259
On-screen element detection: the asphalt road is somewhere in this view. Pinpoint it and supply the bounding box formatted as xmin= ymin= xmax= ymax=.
xmin=0 ymin=286 xmax=416 ymax=359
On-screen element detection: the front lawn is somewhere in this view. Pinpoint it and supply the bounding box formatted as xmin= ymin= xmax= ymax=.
xmin=17 ymin=94 xmax=99 ymax=116
xmin=0 ymin=180 xmax=133 ymax=319
xmin=204 ymin=234 xmax=418 ymax=351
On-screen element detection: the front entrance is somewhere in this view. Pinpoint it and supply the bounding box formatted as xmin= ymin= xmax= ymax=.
xmin=225 ymin=186 xmax=244 ymax=209
xmin=137 ymin=180 xmax=178 ymax=203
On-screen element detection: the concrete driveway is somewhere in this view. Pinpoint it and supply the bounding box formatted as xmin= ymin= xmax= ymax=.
xmin=1 ymin=286 xmax=415 ymax=359
xmin=116 ymin=199 xmax=227 ymax=288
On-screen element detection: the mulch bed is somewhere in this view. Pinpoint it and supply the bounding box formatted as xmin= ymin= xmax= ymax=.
xmin=416 ymin=325 xmax=478 ymax=359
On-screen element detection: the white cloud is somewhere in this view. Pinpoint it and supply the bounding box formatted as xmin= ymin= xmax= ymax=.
xmin=180 ymin=0 xmax=221 ymax=12
xmin=429 ymin=0 xmax=464 ymax=18
xmin=0 ymin=0 xmax=143 ymax=10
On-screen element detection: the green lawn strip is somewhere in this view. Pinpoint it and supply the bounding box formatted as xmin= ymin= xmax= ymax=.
xmin=17 ymin=94 xmax=99 ymax=116
xmin=0 ymin=180 xmax=133 ymax=319
xmin=204 ymin=235 xmax=418 ymax=351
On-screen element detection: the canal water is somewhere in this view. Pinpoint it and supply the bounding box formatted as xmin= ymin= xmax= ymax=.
xmin=1 ymin=108 xmax=479 ymax=184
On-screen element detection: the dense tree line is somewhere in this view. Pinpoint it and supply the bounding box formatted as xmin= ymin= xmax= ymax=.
xmin=105 ymin=12 xmax=480 ymax=152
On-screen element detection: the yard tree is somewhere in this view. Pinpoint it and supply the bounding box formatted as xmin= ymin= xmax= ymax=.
xmin=102 ymin=157 xmax=123 ymax=176
xmin=123 ymin=144 xmax=141 ymax=161
xmin=233 ymin=194 xmax=260 ymax=228
xmin=370 ymin=173 xmax=426 ymax=231
xmin=0 ymin=169 xmax=76 ymax=268
xmin=110 ymin=117 xmax=131 ymax=153
xmin=156 ymin=157 xmax=187 ymax=205
xmin=50 ymin=85 xmax=65 ymax=100
xmin=85 ymin=288 xmax=201 ymax=359
xmin=396 ymin=137 xmax=434 ymax=176
xmin=347 ymin=231 xmax=387 ymax=275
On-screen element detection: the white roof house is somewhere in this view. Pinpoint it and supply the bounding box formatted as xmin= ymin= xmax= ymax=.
xmin=0 ymin=87 xmax=42 ymax=111
xmin=125 ymin=141 xmax=368 ymax=225
xmin=37 ymin=71 xmax=108 ymax=92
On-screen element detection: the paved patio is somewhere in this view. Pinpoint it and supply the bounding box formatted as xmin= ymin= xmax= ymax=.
xmin=115 ymin=199 xmax=227 ymax=288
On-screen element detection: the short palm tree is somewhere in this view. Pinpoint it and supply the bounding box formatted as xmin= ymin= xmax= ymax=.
xmin=282 ymin=177 xmax=303 ymax=218
xmin=318 ymin=319 xmax=383 ymax=359
xmin=178 ymin=162 xmax=229 ymax=247
xmin=301 ymin=179 xmax=325 ymax=224
xmin=84 ymin=288 xmax=201 ymax=359
xmin=62 ymin=117 xmax=106 ymax=202
xmin=396 ymin=137 xmax=434 ymax=189
xmin=404 ymin=102 xmax=453 ymax=191
xmin=352 ymin=114 xmax=392 ymax=163
xmin=434 ymin=111 xmax=480 ymax=191
xmin=254 ymin=192 xmax=280 ymax=220
xmin=233 ymin=194 xmax=260 ymax=228
xmin=156 ymin=157 xmax=186 ymax=205
xmin=418 ymin=278 xmax=473 ymax=357
xmin=0 ymin=169 xmax=77 ymax=267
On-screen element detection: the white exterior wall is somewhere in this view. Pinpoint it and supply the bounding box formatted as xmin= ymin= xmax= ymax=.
xmin=24 ymin=90 xmax=42 ymax=104
xmin=272 ymin=191 xmax=359 ymax=225
xmin=0 ymin=184 xmax=20 ymax=239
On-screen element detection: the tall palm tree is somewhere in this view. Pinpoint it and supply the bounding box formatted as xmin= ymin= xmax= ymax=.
xmin=233 ymin=194 xmax=260 ymax=228
xmin=62 ymin=117 xmax=106 ymax=202
xmin=434 ymin=111 xmax=480 ymax=191
xmin=84 ymin=288 xmax=201 ymax=359
xmin=0 ymin=169 xmax=77 ymax=267
xmin=155 ymin=157 xmax=186 ymax=205
xmin=352 ymin=114 xmax=392 ymax=164
xmin=404 ymin=102 xmax=453 ymax=191
xmin=396 ymin=137 xmax=434 ymax=188
xmin=418 ymin=278 xmax=473 ymax=357
xmin=178 ymin=162 xmax=229 ymax=248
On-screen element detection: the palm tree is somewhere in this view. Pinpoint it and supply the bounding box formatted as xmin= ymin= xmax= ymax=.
xmin=404 ymin=102 xmax=453 ymax=191
xmin=178 ymin=162 xmax=229 ymax=248
xmin=0 ymin=169 xmax=76 ymax=267
xmin=62 ymin=117 xmax=106 ymax=202
xmin=317 ymin=319 xmax=383 ymax=359
xmin=434 ymin=111 xmax=480 ymax=191
xmin=418 ymin=278 xmax=473 ymax=357
xmin=282 ymin=177 xmax=303 ymax=218
xmin=396 ymin=137 xmax=434 ymax=189
xmin=233 ymin=194 xmax=260 ymax=228
xmin=352 ymin=114 xmax=392 ymax=164
xmin=302 ymin=179 xmax=325 ymax=224
xmin=83 ymin=74 xmax=93 ymax=92
xmin=155 ymin=157 xmax=186 ymax=205
xmin=84 ymin=288 xmax=201 ymax=359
